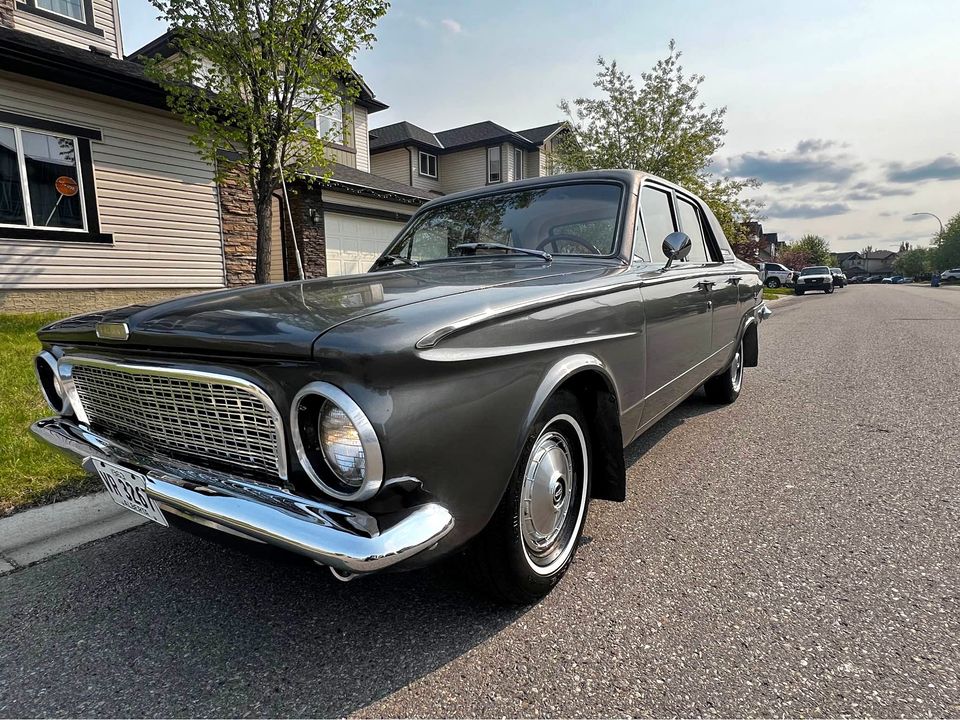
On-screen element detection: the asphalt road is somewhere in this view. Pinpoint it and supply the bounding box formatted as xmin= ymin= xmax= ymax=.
xmin=2 ymin=284 xmax=958 ymax=718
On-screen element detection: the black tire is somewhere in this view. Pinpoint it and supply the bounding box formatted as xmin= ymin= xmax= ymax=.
xmin=704 ymin=338 xmax=744 ymax=404
xmin=765 ymin=277 xmax=781 ymax=289
xmin=795 ymin=288 xmax=805 ymax=295
xmin=825 ymin=285 xmax=834 ymax=294
xmin=465 ymin=390 xmax=592 ymax=604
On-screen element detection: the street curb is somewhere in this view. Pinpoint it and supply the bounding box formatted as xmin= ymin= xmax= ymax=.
xmin=0 ymin=491 xmax=146 ymax=575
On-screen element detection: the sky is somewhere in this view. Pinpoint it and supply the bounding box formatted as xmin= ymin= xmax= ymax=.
xmin=118 ymin=0 xmax=960 ymax=252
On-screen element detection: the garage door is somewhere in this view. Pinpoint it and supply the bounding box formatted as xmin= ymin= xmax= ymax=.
xmin=324 ymin=213 xmax=406 ymax=277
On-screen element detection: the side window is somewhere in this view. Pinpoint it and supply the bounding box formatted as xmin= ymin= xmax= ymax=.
xmin=676 ymin=197 xmax=709 ymax=264
xmin=640 ymin=186 xmax=676 ymax=264
xmin=765 ymin=263 xmax=779 ymax=271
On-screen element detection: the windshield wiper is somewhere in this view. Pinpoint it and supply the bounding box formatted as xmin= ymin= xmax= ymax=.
xmin=454 ymin=242 xmax=552 ymax=262
xmin=374 ymin=254 xmax=419 ymax=269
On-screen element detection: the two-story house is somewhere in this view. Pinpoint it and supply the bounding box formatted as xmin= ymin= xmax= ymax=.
xmin=368 ymin=120 xmax=569 ymax=195
xmin=0 ymin=6 xmax=432 ymax=312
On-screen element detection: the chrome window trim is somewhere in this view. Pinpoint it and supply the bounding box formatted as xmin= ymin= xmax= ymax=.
xmin=290 ymin=381 xmax=384 ymax=502
xmin=35 ymin=350 xmax=71 ymax=415
xmin=57 ymin=355 xmax=288 ymax=480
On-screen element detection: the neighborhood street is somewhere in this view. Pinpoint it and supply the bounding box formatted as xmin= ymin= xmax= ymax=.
xmin=1 ymin=285 xmax=958 ymax=718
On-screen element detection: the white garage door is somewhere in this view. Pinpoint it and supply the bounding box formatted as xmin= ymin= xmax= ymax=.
xmin=324 ymin=212 xmax=406 ymax=277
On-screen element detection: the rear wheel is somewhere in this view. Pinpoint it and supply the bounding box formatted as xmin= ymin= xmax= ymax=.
xmin=765 ymin=277 xmax=781 ymax=288
xmin=465 ymin=390 xmax=591 ymax=604
xmin=704 ymin=338 xmax=744 ymax=404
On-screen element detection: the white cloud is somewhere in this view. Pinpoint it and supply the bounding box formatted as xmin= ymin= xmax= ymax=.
xmin=440 ymin=18 xmax=462 ymax=34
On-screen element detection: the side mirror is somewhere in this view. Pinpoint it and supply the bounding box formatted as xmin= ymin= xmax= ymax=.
xmin=662 ymin=232 xmax=692 ymax=269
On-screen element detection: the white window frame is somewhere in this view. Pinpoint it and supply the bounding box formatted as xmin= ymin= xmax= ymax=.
xmin=316 ymin=104 xmax=344 ymax=145
xmin=418 ymin=151 xmax=437 ymax=179
xmin=487 ymin=146 xmax=501 ymax=184
xmin=0 ymin=123 xmax=88 ymax=233
xmin=514 ymin=148 xmax=523 ymax=180
xmin=35 ymin=0 xmax=85 ymax=22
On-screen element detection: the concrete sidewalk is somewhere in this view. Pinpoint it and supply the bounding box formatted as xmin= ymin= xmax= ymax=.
xmin=0 ymin=491 xmax=145 ymax=573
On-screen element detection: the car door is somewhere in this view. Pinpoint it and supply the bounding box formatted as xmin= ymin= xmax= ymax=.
xmin=636 ymin=184 xmax=713 ymax=431
xmin=676 ymin=194 xmax=743 ymax=369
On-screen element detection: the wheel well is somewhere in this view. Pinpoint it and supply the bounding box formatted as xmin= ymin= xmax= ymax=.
xmin=556 ymin=370 xmax=626 ymax=503
xmin=743 ymin=321 xmax=758 ymax=367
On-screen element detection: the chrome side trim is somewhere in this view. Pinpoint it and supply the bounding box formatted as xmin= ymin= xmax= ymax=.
xmin=290 ymin=381 xmax=384 ymax=502
xmin=58 ymin=355 xmax=288 ymax=481
xmin=31 ymin=417 xmax=453 ymax=573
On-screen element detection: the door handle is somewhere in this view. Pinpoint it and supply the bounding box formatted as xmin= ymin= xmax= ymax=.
xmin=696 ymin=280 xmax=715 ymax=291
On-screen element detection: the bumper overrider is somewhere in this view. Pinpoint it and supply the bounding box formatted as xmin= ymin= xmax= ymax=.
xmin=31 ymin=417 xmax=454 ymax=575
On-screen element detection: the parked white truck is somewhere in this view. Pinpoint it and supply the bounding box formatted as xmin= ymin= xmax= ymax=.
xmin=755 ymin=261 xmax=794 ymax=288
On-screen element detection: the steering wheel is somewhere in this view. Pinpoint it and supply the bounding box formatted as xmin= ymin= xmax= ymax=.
xmin=535 ymin=234 xmax=603 ymax=255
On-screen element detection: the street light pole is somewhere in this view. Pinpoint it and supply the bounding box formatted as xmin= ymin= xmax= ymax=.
xmin=911 ymin=212 xmax=944 ymax=238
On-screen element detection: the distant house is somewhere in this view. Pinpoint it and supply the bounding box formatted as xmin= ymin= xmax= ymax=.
xmin=744 ymin=221 xmax=784 ymax=261
xmin=368 ymin=120 xmax=570 ymax=195
xmin=835 ymin=251 xmax=863 ymax=275
xmin=862 ymin=250 xmax=898 ymax=276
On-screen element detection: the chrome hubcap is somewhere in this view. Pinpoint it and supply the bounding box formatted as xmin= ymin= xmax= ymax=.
xmin=731 ymin=341 xmax=744 ymax=392
xmin=521 ymin=431 xmax=574 ymax=555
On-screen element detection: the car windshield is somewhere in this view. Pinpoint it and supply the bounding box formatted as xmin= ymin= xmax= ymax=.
xmin=830 ymin=267 xmax=841 ymax=273
xmin=384 ymin=183 xmax=623 ymax=263
xmin=802 ymin=266 xmax=830 ymax=275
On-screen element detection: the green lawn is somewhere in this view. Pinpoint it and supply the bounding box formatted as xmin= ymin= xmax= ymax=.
xmin=0 ymin=314 xmax=98 ymax=515
xmin=762 ymin=286 xmax=793 ymax=301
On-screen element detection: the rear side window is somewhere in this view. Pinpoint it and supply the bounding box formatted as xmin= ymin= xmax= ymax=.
xmin=640 ymin=186 xmax=676 ymax=263
xmin=676 ymin=197 xmax=709 ymax=264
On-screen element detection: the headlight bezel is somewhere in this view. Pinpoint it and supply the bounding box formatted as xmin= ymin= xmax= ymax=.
xmin=290 ymin=381 xmax=384 ymax=502
xmin=34 ymin=351 xmax=71 ymax=415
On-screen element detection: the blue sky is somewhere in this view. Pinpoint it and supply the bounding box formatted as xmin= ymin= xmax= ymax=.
xmin=119 ymin=0 xmax=960 ymax=252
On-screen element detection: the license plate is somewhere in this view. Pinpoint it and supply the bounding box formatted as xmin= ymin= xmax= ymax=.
xmin=92 ymin=458 xmax=168 ymax=527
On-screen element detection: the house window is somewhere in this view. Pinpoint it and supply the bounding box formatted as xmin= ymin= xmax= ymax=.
xmin=419 ymin=151 xmax=437 ymax=178
xmin=0 ymin=111 xmax=109 ymax=242
xmin=316 ymin=104 xmax=344 ymax=145
xmin=35 ymin=0 xmax=83 ymax=21
xmin=514 ymin=148 xmax=523 ymax=180
xmin=487 ymin=146 xmax=501 ymax=183
xmin=0 ymin=125 xmax=86 ymax=231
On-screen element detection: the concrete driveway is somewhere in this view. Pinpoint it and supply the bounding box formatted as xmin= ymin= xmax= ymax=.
xmin=1 ymin=285 xmax=958 ymax=717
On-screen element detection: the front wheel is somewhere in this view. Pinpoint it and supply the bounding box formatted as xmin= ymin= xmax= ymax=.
xmin=795 ymin=288 xmax=805 ymax=295
xmin=465 ymin=390 xmax=591 ymax=604
xmin=825 ymin=285 xmax=834 ymax=294
xmin=765 ymin=277 xmax=781 ymax=288
xmin=704 ymin=338 xmax=744 ymax=404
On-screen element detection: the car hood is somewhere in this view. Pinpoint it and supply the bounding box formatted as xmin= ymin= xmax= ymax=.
xmin=39 ymin=261 xmax=608 ymax=358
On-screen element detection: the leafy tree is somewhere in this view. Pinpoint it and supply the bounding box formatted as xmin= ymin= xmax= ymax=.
xmin=143 ymin=0 xmax=389 ymax=283
xmin=552 ymin=41 xmax=762 ymax=251
xmin=932 ymin=210 xmax=960 ymax=271
xmin=895 ymin=247 xmax=931 ymax=277
xmin=776 ymin=234 xmax=830 ymax=269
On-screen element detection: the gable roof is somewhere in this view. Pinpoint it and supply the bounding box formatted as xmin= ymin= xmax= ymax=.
xmin=370 ymin=119 xmax=565 ymax=154
xmin=517 ymin=122 xmax=566 ymax=144
xmin=324 ymin=163 xmax=437 ymax=203
xmin=865 ymin=250 xmax=897 ymax=259
xmin=127 ymin=30 xmax=388 ymax=113
xmin=835 ymin=251 xmax=861 ymax=262
xmin=0 ymin=26 xmax=169 ymax=110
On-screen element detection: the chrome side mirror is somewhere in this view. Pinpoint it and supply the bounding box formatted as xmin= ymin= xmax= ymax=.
xmin=662 ymin=232 xmax=692 ymax=269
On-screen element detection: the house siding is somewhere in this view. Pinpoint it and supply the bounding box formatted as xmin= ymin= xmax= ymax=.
xmin=438 ymin=146 xmax=487 ymax=194
xmin=526 ymin=149 xmax=541 ymax=179
xmin=370 ymin=147 xmax=410 ymax=185
xmin=13 ymin=0 xmax=121 ymax=57
xmin=0 ymin=73 xmax=224 ymax=290
xmin=352 ymin=105 xmax=370 ymax=172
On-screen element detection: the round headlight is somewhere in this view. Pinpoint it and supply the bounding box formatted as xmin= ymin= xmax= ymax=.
xmin=290 ymin=382 xmax=384 ymax=502
xmin=319 ymin=401 xmax=365 ymax=488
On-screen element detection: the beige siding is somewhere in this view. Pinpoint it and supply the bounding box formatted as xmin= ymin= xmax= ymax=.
xmin=411 ymin=150 xmax=442 ymax=193
xmin=352 ymin=105 xmax=370 ymax=172
xmin=370 ymin=148 xmax=410 ymax=185
xmin=14 ymin=0 xmax=121 ymax=57
xmin=325 ymin=146 xmax=356 ymax=168
xmin=526 ymin=150 xmax=542 ymax=179
xmin=438 ymin=147 xmax=488 ymax=194
xmin=269 ymin=195 xmax=283 ymax=282
xmin=0 ymin=74 xmax=224 ymax=290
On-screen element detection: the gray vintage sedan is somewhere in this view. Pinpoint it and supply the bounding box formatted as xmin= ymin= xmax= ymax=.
xmin=32 ymin=170 xmax=770 ymax=603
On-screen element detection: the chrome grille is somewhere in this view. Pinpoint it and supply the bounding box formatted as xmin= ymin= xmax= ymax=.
xmin=67 ymin=359 xmax=286 ymax=479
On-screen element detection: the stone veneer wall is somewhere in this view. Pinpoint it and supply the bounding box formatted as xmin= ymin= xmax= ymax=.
xmin=0 ymin=0 xmax=13 ymax=28
xmin=217 ymin=172 xmax=258 ymax=287
xmin=286 ymin=183 xmax=327 ymax=279
xmin=0 ymin=288 xmax=202 ymax=314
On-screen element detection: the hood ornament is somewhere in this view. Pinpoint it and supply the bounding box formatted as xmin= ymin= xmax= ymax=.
xmin=95 ymin=322 xmax=130 ymax=341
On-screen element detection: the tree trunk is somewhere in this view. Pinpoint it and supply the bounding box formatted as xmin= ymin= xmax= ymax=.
xmin=254 ymin=189 xmax=273 ymax=284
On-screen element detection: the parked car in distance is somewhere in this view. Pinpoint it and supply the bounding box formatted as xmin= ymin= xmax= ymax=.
xmin=30 ymin=169 xmax=771 ymax=604
xmin=755 ymin=261 xmax=793 ymax=288
xmin=830 ymin=267 xmax=847 ymax=288
xmin=882 ymin=275 xmax=904 ymax=284
xmin=941 ymin=268 xmax=960 ymax=282
xmin=865 ymin=275 xmax=884 ymax=283
xmin=847 ymin=275 xmax=862 ymax=284
xmin=795 ymin=266 xmax=835 ymax=294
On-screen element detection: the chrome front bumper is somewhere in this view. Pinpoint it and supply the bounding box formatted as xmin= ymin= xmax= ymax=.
xmin=31 ymin=417 xmax=454 ymax=574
